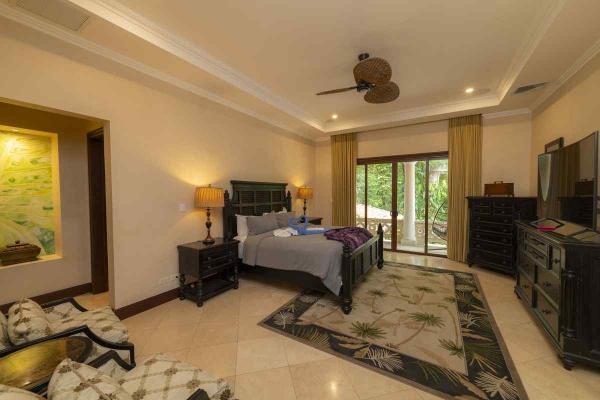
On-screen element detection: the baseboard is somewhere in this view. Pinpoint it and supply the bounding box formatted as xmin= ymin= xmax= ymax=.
xmin=0 ymin=282 xmax=92 ymax=314
xmin=114 ymin=288 xmax=179 ymax=320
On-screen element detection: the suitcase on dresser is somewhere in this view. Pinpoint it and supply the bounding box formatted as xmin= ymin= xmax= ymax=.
xmin=467 ymin=196 xmax=537 ymax=274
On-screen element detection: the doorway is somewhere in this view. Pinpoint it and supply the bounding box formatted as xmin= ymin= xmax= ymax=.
xmin=87 ymin=128 xmax=109 ymax=293
xmin=356 ymin=152 xmax=448 ymax=256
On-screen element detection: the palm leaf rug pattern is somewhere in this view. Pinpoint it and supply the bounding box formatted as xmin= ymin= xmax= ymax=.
xmin=260 ymin=262 xmax=527 ymax=400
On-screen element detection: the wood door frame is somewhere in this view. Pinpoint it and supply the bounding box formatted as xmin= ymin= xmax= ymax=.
xmin=87 ymin=128 xmax=109 ymax=294
xmin=357 ymin=151 xmax=449 ymax=257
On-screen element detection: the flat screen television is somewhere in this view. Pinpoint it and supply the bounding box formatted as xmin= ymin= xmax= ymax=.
xmin=537 ymin=131 xmax=600 ymax=231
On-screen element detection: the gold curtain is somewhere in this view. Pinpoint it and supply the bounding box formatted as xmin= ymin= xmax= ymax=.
xmin=447 ymin=115 xmax=482 ymax=262
xmin=331 ymin=133 xmax=357 ymax=226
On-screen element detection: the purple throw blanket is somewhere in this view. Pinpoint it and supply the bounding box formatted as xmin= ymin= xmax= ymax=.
xmin=324 ymin=227 xmax=373 ymax=252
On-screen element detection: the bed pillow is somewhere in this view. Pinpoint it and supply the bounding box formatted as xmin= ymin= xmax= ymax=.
xmin=7 ymin=299 xmax=52 ymax=345
xmin=236 ymin=214 xmax=248 ymax=237
xmin=247 ymin=213 xmax=278 ymax=235
xmin=0 ymin=313 xmax=10 ymax=351
xmin=276 ymin=212 xmax=297 ymax=228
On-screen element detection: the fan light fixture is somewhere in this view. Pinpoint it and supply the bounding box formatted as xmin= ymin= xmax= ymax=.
xmin=465 ymin=87 xmax=475 ymax=94
xmin=316 ymin=53 xmax=400 ymax=104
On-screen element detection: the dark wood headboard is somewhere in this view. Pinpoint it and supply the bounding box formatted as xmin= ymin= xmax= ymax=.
xmin=223 ymin=180 xmax=292 ymax=240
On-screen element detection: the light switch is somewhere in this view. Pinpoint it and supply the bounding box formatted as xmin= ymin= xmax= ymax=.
xmin=179 ymin=203 xmax=188 ymax=212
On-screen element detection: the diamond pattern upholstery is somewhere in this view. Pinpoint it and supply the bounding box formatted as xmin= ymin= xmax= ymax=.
xmin=50 ymin=306 xmax=129 ymax=344
xmin=0 ymin=384 xmax=44 ymax=400
xmin=48 ymin=359 xmax=133 ymax=400
xmin=118 ymin=354 xmax=234 ymax=400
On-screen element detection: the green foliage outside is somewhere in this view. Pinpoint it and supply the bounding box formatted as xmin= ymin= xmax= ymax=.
xmin=356 ymin=160 xmax=448 ymax=222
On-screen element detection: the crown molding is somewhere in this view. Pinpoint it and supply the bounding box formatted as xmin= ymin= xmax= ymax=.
xmin=1 ymin=0 xmax=573 ymax=138
xmin=482 ymin=108 xmax=531 ymax=120
xmin=496 ymin=0 xmax=566 ymax=101
xmin=530 ymin=36 xmax=600 ymax=111
xmin=66 ymin=0 xmax=324 ymax=132
xmin=325 ymin=92 xmax=500 ymax=133
xmin=0 ymin=2 xmax=318 ymax=142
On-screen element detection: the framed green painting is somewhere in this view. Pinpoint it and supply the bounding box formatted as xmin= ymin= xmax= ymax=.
xmin=0 ymin=125 xmax=61 ymax=259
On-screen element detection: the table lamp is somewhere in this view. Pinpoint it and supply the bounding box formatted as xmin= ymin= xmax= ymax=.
xmin=297 ymin=186 xmax=313 ymax=217
xmin=195 ymin=185 xmax=224 ymax=244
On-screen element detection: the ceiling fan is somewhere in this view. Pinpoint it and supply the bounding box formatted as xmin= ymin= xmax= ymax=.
xmin=316 ymin=53 xmax=399 ymax=104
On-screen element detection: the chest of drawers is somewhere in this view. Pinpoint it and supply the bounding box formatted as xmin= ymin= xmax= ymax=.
xmin=515 ymin=221 xmax=600 ymax=370
xmin=466 ymin=196 xmax=537 ymax=274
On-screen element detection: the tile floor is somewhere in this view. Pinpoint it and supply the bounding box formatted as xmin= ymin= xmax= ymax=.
xmin=96 ymin=254 xmax=600 ymax=399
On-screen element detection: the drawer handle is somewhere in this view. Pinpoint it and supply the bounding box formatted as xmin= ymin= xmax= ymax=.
xmin=542 ymin=281 xmax=552 ymax=288
xmin=553 ymin=258 xmax=560 ymax=264
xmin=522 ymin=284 xmax=530 ymax=289
xmin=541 ymin=309 xmax=552 ymax=315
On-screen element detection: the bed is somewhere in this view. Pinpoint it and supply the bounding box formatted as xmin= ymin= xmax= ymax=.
xmin=223 ymin=180 xmax=384 ymax=314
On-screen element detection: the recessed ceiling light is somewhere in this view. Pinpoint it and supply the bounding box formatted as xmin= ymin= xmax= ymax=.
xmin=465 ymin=87 xmax=475 ymax=94
xmin=331 ymin=114 xmax=338 ymax=120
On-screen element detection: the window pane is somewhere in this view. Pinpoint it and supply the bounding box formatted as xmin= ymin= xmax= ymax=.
xmin=397 ymin=161 xmax=426 ymax=253
xmin=367 ymin=163 xmax=392 ymax=249
xmin=356 ymin=164 xmax=366 ymax=228
xmin=427 ymin=159 xmax=448 ymax=256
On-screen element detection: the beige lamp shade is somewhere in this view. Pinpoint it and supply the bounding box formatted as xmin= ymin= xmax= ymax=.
xmin=195 ymin=185 xmax=224 ymax=208
xmin=297 ymin=187 xmax=314 ymax=200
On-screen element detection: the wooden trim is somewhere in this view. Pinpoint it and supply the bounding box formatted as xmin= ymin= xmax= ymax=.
xmin=0 ymin=283 xmax=91 ymax=314
xmin=114 ymin=288 xmax=179 ymax=320
xmin=358 ymin=151 xmax=448 ymax=165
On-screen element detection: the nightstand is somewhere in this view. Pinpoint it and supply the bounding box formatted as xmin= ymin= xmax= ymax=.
xmin=177 ymin=238 xmax=239 ymax=307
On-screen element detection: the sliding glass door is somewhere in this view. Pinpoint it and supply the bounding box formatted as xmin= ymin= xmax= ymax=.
xmin=356 ymin=153 xmax=448 ymax=256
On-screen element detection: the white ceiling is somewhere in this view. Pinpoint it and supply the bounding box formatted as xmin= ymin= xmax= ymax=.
xmin=1 ymin=0 xmax=600 ymax=140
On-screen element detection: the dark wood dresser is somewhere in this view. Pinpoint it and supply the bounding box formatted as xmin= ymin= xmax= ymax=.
xmin=515 ymin=221 xmax=600 ymax=370
xmin=467 ymin=196 xmax=537 ymax=274
xmin=177 ymin=238 xmax=239 ymax=307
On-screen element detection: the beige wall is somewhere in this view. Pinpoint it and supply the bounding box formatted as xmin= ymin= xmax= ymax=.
xmin=314 ymin=115 xmax=533 ymax=225
xmin=531 ymin=52 xmax=600 ymax=190
xmin=0 ymin=22 xmax=315 ymax=308
xmin=0 ymin=102 xmax=98 ymax=304
xmin=482 ymin=114 xmax=532 ymax=197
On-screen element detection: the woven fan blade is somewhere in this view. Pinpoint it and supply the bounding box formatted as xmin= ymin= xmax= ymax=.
xmin=364 ymin=81 xmax=399 ymax=104
xmin=353 ymin=57 xmax=392 ymax=85
xmin=316 ymin=86 xmax=358 ymax=95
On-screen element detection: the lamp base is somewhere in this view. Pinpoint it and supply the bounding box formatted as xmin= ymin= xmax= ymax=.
xmin=203 ymin=207 xmax=215 ymax=245
xmin=202 ymin=236 xmax=215 ymax=245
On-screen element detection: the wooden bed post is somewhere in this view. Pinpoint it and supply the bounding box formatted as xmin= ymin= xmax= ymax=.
xmin=341 ymin=244 xmax=353 ymax=314
xmin=377 ymin=223 xmax=384 ymax=269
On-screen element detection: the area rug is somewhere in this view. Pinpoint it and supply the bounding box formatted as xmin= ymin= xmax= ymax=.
xmin=260 ymin=262 xmax=527 ymax=400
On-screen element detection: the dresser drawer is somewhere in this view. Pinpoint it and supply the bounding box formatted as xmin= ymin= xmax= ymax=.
xmin=471 ymin=230 xmax=512 ymax=245
xmin=471 ymin=221 xmax=512 ymax=234
xmin=537 ymin=267 xmax=560 ymax=306
xmin=471 ymin=205 xmax=492 ymax=215
xmin=517 ymin=251 xmax=536 ymax=279
xmin=470 ymin=214 xmax=512 ymax=225
xmin=523 ymin=244 xmax=548 ymax=269
xmin=471 ymin=239 xmax=512 ymax=257
xmin=525 ymin=234 xmax=548 ymax=257
xmin=493 ymin=207 xmax=514 ymax=216
xmin=491 ymin=198 xmax=514 ymax=208
xmin=517 ymin=271 xmax=534 ymax=303
xmin=201 ymin=245 xmax=236 ymax=260
xmin=536 ymin=292 xmax=559 ymax=339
